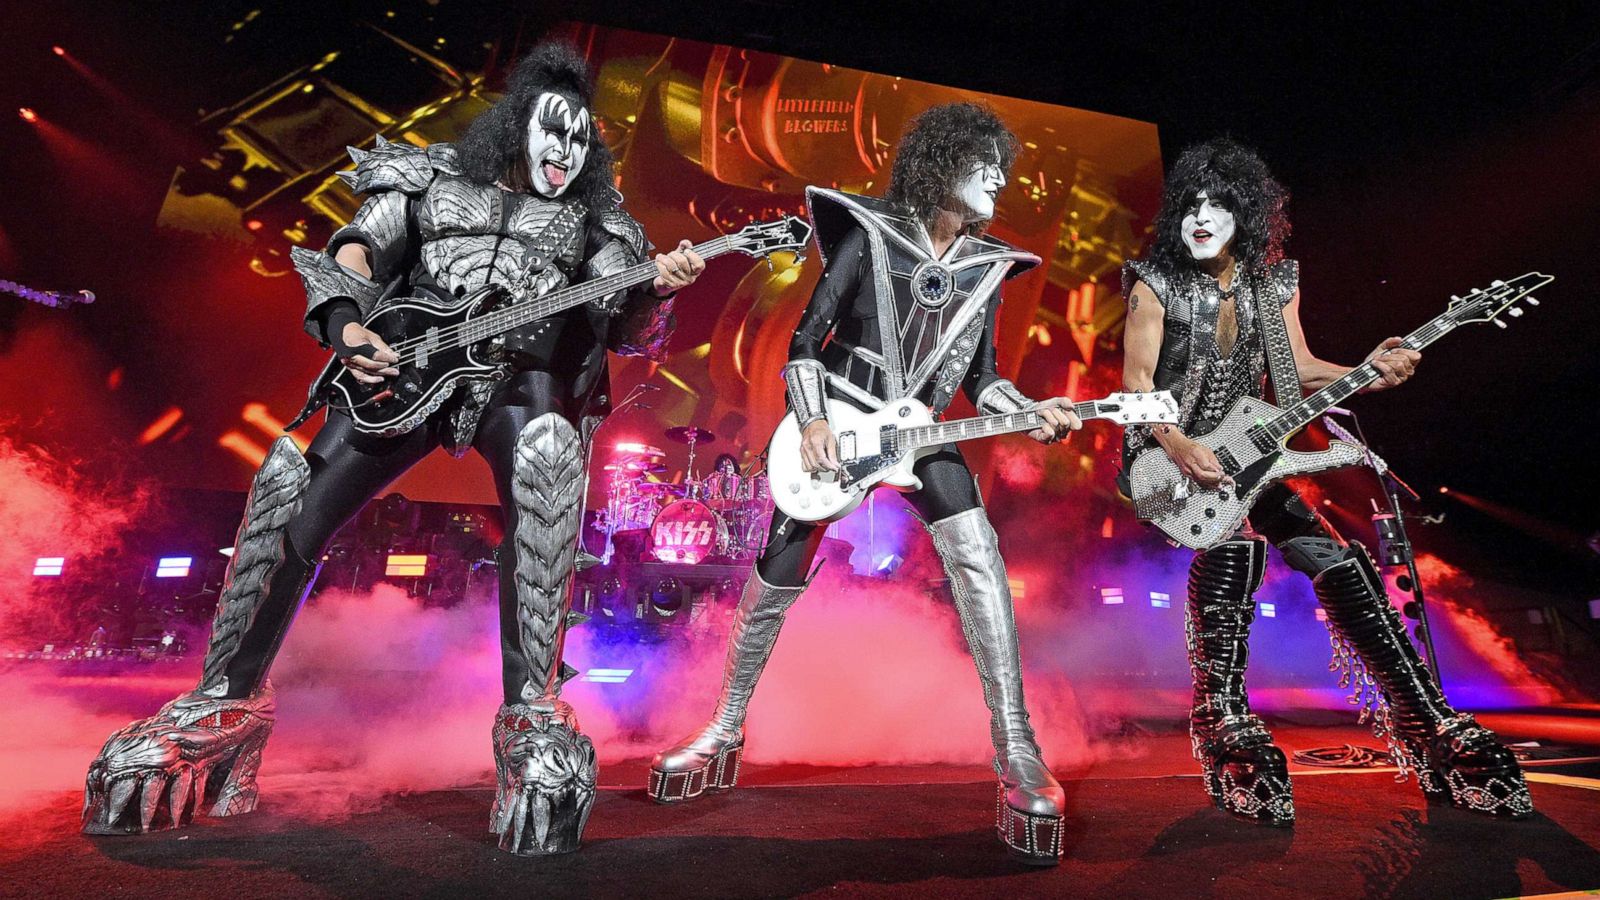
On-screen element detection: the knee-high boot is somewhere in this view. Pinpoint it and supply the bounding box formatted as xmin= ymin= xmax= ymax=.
xmin=1313 ymin=543 xmax=1532 ymax=818
xmin=928 ymin=507 xmax=1065 ymax=865
xmin=490 ymin=413 xmax=599 ymax=855
xmin=1186 ymin=537 xmax=1295 ymax=825
xmin=648 ymin=570 xmax=808 ymax=802
xmin=84 ymin=436 xmax=316 ymax=834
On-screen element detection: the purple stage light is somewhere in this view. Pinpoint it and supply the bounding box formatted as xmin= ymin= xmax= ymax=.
xmin=1100 ymin=586 xmax=1124 ymax=605
xmin=155 ymin=556 xmax=192 ymax=577
xmin=33 ymin=557 xmax=64 ymax=576
xmin=1149 ymin=591 xmax=1171 ymax=609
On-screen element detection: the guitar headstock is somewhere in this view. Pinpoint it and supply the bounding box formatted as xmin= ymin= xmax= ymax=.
xmin=1091 ymin=390 xmax=1180 ymax=425
xmin=726 ymin=215 xmax=813 ymax=265
xmin=1445 ymin=272 xmax=1553 ymax=330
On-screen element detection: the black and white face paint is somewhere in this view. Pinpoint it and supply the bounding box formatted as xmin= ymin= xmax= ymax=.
xmin=1181 ymin=191 xmax=1236 ymax=261
xmin=526 ymin=91 xmax=591 ymax=198
xmin=956 ymin=159 xmax=1006 ymax=222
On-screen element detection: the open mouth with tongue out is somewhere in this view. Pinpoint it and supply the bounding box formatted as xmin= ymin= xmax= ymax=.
xmin=541 ymin=158 xmax=570 ymax=189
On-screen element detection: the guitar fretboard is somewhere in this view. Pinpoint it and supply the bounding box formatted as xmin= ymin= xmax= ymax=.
xmin=393 ymin=235 xmax=737 ymax=361
xmin=898 ymin=402 xmax=1098 ymax=451
xmin=1259 ymin=311 xmax=1457 ymax=443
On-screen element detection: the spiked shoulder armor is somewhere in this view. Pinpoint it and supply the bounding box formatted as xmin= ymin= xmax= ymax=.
xmin=336 ymin=136 xmax=463 ymax=196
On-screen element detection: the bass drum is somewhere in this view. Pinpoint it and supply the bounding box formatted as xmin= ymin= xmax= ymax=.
xmin=649 ymin=499 xmax=728 ymax=565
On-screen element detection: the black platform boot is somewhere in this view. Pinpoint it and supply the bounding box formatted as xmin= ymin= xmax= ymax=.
xmin=1186 ymin=538 xmax=1295 ymax=826
xmin=1314 ymin=544 xmax=1533 ymax=818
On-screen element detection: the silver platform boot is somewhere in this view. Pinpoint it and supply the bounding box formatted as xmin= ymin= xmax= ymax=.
xmin=490 ymin=414 xmax=598 ymax=855
xmin=84 ymin=436 xmax=313 ymax=835
xmin=928 ymin=507 xmax=1065 ymax=865
xmin=648 ymin=570 xmax=807 ymax=802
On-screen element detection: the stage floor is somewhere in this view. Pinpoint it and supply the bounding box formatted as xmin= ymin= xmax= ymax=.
xmin=6 ymin=714 xmax=1600 ymax=899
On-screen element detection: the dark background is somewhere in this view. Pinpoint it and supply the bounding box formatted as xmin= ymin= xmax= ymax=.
xmin=1 ymin=1 xmax=1597 ymax=595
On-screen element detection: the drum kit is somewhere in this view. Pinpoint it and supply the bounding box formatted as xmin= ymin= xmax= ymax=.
xmin=593 ymin=426 xmax=773 ymax=564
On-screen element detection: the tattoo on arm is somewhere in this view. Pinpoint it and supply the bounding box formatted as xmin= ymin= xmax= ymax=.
xmin=1128 ymin=292 xmax=1139 ymax=313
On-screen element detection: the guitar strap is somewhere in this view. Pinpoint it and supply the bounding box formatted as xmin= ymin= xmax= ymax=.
xmin=1254 ymin=272 xmax=1302 ymax=407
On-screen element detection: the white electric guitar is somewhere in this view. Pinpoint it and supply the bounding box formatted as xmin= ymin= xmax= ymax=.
xmin=1127 ymin=272 xmax=1553 ymax=549
xmin=769 ymin=391 xmax=1179 ymax=523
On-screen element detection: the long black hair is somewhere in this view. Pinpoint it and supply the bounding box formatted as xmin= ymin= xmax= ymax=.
xmin=1149 ymin=137 xmax=1289 ymax=276
xmin=456 ymin=42 xmax=618 ymax=212
xmin=885 ymin=102 xmax=1019 ymax=235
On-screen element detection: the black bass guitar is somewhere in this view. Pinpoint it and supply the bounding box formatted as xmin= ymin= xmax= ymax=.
xmin=293 ymin=216 xmax=811 ymax=437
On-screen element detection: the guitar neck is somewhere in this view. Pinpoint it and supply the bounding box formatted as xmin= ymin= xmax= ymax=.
xmin=898 ymin=401 xmax=1099 ymax=452
xmin=473 ymin=235 xmax=737 ymax=340
xmin=1261 ymin=310 xmax=1460 ymax=442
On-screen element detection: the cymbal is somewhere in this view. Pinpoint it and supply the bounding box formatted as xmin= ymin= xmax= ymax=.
xmin=637 ymin=481 xmax=686 ymax=496
xmin=612 ymin=441 xmax=666 ymax=459
xmin=665 ymin=425 xmax=716 ymax=445
xmin=603 ymin=460 xmax=667 ymax=474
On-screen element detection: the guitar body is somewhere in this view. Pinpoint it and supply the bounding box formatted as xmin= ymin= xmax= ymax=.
xmin=307 ymin=287 xmax=510 ymax=437
xmin=768 ymin=397 xmax=935 ymax=523
xmin=1128 ymin=395 xmax=1367 ymax=549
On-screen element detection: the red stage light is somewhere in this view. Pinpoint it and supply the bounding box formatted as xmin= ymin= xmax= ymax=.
xmin=1439 ymin=486 xmax=1450 ymax=494
xmin=245 ymin=219 xmax=264 ymax=231
xmin=52 ymin=46 xmax=66 ymax=57
xmin=19 ymin=108 xmax=38 ymax=123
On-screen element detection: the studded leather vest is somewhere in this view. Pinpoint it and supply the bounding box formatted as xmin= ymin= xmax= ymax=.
xmin=1122 ymin=258 xmax=1300 ymax=458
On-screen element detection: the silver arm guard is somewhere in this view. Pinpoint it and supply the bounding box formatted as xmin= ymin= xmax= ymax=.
xmin=290 ymin=247 xmax=380 ymax=344
xmin=783 ymin=359 xmax=829 ymax=427
xmin=975 ymin=379 xmax=1037 ymax=416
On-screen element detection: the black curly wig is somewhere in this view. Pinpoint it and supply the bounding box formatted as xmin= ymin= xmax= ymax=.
xmin=884 ymin=102 xmax=1019 ymax=234
xmin=1148 ymin=137 xmax=1289 ymax=276
xmin=456 ymin=42 xmax=618 ymax=212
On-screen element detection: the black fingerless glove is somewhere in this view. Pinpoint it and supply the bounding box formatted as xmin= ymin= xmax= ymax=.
xmin=319 ymin=300 xmax=377 ymax=359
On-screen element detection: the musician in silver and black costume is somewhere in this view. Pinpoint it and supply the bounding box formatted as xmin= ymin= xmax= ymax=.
xmin=650 ymin=103 xmax=1082 ymax=865
xmin=82 ymin=44 xmax=706 ymax=855
xmin=1121 ymin=137 xmax=1530 ymax=825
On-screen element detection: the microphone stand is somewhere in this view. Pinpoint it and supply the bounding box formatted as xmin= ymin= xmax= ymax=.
xmin=1321 ymin=410 xmax=1444 ymax=684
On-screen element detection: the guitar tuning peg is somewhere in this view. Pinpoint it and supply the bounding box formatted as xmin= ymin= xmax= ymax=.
xmin=1450 ymin=295 xmax=1461 ymax=302
xmin=1508 ymin=307 xmax=1524 ymax=317
xmin=1493 ymin=319 xmax=1508 ymax=329
xmin=1525 ymin=297 xmax=1540 ymax=305
xmin=1491 ymin=280 xmax=1506 ymax=287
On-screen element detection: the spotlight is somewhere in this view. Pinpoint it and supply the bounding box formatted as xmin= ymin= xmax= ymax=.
xmin=245 ymin=219 xmax=264 ymax=232
xmin=582 ymin=668 xmax=634 ymax=684
xmin=1099 ymin=586 xmax=1124 ymax=605
xmin=33 ymin=557 xmax=65 ymax=577
xmin=649 ymin=577 xmax=684 ymax=615
xmin=597 ymin=576 xmax=625 ymax=618
xmin=385 ymin=553 xmax=428 ymax=576
xmin=52 ymin=46 xmax=66 ymax=57
xmin=874 ymin=553 xmax=903 ymax=575
xmin=155 ymin=556 xmax=193 ymax=577
xmin=1259 ymin=602 xmax=1276 ymax=618
xmin=1149 ymin=591 xmax=1171 ymax=609
xmin=1439 ymin=486 xmax=1450 ymax=495
xmin=19 ymin=108 xmax=38 ymax=123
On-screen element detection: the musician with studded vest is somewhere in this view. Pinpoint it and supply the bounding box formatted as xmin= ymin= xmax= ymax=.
xmin=649 ymin=103 xmax=1082 ymax=865
xmin=1121 ymin=137 xmax=1530 ymax=825
xmin=82 ymin=44 xmax=705 ymax=855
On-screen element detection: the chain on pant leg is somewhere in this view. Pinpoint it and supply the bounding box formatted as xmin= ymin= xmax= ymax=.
xmin=1313 ymin=542 xmax=1532 ymax=816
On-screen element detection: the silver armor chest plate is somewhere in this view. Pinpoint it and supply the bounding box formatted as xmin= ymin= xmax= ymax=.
xmin=806 ymin=188 xmax=1039 ymax=412
xmin=415 ymin=177 xmax=583 ymax=295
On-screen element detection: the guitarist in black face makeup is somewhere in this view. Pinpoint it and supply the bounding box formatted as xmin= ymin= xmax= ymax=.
xmin=1120 ymin=137 xmax=1529 ymax=825
xmin=82 ymin=43 xmax=703 ymax=856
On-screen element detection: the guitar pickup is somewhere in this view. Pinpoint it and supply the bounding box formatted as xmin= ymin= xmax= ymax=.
xmin=1215 ymin=447 xmax=1240 ymax=475
xmin=417 ymin=326 xmax=438 ymax=369
xmin=838 ymin=430 xmax=857 ymax=460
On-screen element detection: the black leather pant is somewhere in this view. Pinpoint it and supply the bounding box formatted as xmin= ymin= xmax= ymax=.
xmin=223 ymin=370 xmax=579 ymax=703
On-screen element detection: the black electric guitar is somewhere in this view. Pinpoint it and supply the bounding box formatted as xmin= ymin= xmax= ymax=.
xmin=293 ymin=216 xmax=812 ymax=437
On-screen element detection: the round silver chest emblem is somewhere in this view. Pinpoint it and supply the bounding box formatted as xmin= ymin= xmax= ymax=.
xmin=910 ymin=261 xmax=956 ymax=309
